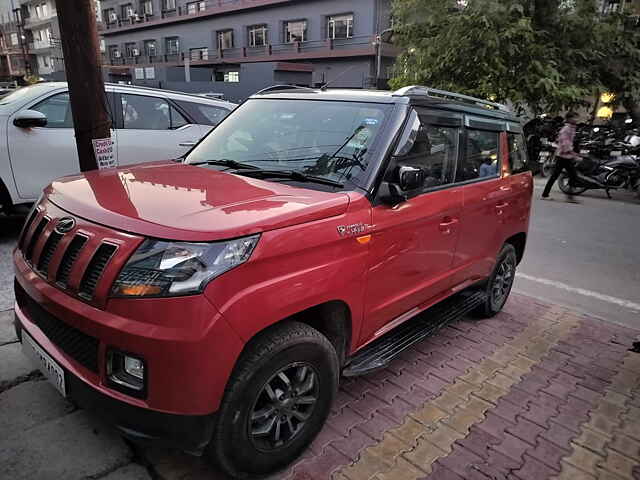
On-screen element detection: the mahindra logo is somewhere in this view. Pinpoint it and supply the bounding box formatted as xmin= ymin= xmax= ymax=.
xmin=55 ymin=217 xmax=76 ymax=234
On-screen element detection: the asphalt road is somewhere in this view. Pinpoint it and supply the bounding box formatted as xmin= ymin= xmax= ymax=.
xmin=514 ymin=177 xmax=640 ymax=329
xmin=0 ymin=178 xmax=638 ymax=328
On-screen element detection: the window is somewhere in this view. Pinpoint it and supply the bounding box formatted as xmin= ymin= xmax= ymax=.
xmin=164 ymin=0 xmax=176 ymax=10
xmin=144 ymin=39 xmax=157 ymax=56
xmin=508 ymin=133 xmax=529 ymax=174
xmin=125 ymin=42 xmax=137 ymax=57
xmin=142 ymin=0 xmax=153 ymax=15
xmin=105 ymin=8 xmax=117 ymax=23
xmin=121 ymin=4 xmax=134 ymax=18
xmin=189 ymin=47 xmax=208 ymax=60
xmin=217 ymin=30 xmax=233 ymax=50
xmin=187 ymin=1 xmax=205 ymax=14
xmin=456 ymin=129 xmax=500 ymax=182
xmin=327 ymin=14 xmax=353 ymax=39
xmin=31 ymin=93 xmax=73 ymax=128
xmin=285 ymin=20 xmax=307 ymax=43
xmin=248 ymin=24 xmax=268 ymax=47
xmin=100 ymin=39 xmax=106 ymax=52
xmin=108 ymin=45 xmax=120 ymax=58
xmin=121 ymin=94 xmax=188 ymax=130
xmin=10 ymin=33 xmax=18 ymax=46
xmin=395 ymin=117 xmax=458 ymax=191
xmin=224 ymin=71 xmax=239 ymax=82
xmin=176 ymin=101 xmax=230 ymax=126
xmin=42 ymin=3 xmax=48 ymax=17
xmin=35 ymin=4 xmax=42 ymax=18
xmin=165 ymin=37 xmax=179 ymax=55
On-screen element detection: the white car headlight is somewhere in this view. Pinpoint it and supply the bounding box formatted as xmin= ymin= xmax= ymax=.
xmin=111 ymin=235 xmax=259 ymax=297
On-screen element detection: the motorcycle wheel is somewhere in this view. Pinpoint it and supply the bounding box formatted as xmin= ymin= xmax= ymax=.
xmin=541 ymin=160 xmax=554 ymax=178
xmin=558 ymin=173 xmax=587 ymax=196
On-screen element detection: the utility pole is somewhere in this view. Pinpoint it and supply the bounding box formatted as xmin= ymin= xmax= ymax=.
xmin=56 ymin=0 xmax=111 ymax=172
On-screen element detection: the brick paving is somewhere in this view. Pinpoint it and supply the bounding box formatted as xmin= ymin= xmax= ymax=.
xmin=1 ymin=294 xmax=639 ymax=479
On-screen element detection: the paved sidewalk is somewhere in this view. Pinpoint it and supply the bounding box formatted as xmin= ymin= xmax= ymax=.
xmin=1 ymin=294 xmax=639 ymax=479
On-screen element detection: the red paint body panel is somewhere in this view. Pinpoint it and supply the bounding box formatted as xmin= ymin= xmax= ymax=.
xmin=46 ymin=162 xmax=350 ymax=242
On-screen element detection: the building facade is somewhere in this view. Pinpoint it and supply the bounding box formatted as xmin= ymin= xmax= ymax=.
xmin=16 ymin=0 xmax=64 ymax=78
xmin=98 ymin=0 xmax=397 ymax=101
xmin=0 ymin=19 xmax=28 ymax=80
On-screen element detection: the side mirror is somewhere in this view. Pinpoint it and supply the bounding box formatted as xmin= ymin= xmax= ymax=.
xmin=398 ymin=165 xmax=425 ymax=191
xmin=13 ymin=110 xmax=47 ymax=129
xmin=380 ymin=165 xmax=425 ymax=206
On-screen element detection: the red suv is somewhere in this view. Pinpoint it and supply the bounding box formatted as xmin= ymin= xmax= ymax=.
xmin=14 ymin=85 xmax=532 ymax=477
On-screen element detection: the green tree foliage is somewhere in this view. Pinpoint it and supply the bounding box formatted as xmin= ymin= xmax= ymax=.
xmin=390 ymin=0 xmax=640 ymax=116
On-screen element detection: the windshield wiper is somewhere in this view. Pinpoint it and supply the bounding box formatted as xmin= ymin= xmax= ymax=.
xmin=188 ymin=159 xmax=261 ymax=170
xmin=236 ymin=169 xmax=344 ymax=188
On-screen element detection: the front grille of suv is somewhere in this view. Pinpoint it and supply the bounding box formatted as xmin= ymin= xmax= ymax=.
xmin=19 ymin=211 xmax=120 ymax=302
xmin=15 ymin=280 xmax=99 ymax=373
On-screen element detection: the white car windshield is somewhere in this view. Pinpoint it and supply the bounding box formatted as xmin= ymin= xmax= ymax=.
xmin=185 ymin=98 xmax=392 ymax=187
xmin=0 ymin=84 xmax=56 ymax=105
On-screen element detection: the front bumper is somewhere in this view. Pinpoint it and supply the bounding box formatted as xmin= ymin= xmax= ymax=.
xmin=15 ymin=316 xmax=216 ymax=453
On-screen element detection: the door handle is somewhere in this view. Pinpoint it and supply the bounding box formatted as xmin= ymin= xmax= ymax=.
xmin=179 ymin=141 xmax=196 ymax=147
xmin=496 ymin=202 xmax=509 ymax=209
xmin=499 ymin=186 xmax=512 ymax=192
xmin=439 ymin=217 xmax=459 ymax=234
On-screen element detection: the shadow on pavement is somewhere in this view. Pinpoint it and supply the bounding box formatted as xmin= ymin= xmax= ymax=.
xmin=0 ymin=213 xmax=25 ymax=311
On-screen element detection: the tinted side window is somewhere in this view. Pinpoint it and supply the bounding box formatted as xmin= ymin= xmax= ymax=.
xmin=121 ymin=94 xmax=171 ymax=130
xmin=456 ymin=129 xmax=499 ymax=182
xmin=31 ymin=93 xmax=73 ymax=128
xmin=395 ymin=117 xmax=458 ymax=192
xmin=175 ymin=100 xmax=230 ymax=126
xmin=170 ymin=105 xmax=188 ymax=129
xmin=508 ymin=133 xmax=529 ymax=173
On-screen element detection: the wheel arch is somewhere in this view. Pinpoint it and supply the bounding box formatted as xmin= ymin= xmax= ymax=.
xmin=505 ymin=232 xmax=527 ymax=265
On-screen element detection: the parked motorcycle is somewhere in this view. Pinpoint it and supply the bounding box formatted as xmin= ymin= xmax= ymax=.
xmin=558 ymin=154 xmax=640 ymax=198
xmin=538 ymin=141 xmax=557 ymax=178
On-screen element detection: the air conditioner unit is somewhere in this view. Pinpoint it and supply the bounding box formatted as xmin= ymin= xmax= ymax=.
xmin=114 ymin=50 xmax=122 ymax=58
xmin=132 ymin=48 xmax=140 ymax=56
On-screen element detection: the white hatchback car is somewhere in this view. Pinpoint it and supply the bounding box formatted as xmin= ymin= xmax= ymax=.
xmin=0 ymin=82 xmax=236 ymax=212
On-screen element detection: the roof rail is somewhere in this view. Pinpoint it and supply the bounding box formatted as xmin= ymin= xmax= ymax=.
xmin=393 ymin=85 xmax=510 ymax=113
xmin=254 ymin=84 xmax=317 ymax=95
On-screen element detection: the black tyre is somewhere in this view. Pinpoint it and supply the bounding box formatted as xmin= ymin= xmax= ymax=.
xmin=558 ymin=173 xmax=587 ymax=196
xmin=474 ymin=244 xmax=518 ymax=318
xmin=208 ymin=322 xmax=339 ymax=478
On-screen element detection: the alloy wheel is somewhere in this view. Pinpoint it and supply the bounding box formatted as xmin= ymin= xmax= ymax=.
xmin=249 ymin=362 xmax=319 ymax=452
xmin=491 ymin=256 xmax=515 ymax=310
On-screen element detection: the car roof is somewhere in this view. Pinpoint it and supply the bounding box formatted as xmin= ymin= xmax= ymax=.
xmin=32 ymin=81 xmax=236 ymax=108
xmin=250 ymin=85 xmax=520 ymax=123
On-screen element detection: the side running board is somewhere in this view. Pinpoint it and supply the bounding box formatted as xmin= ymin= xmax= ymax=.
xmin=342 ymin=291 xmax=486 ymax=377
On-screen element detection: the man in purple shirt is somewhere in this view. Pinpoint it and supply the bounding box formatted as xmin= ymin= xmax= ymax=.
xmin=542 ymin=112 xmax=581 ymax=203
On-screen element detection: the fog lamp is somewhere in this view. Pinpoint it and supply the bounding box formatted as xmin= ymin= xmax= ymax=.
xmin=107 ymin=350 xmax=146 ymax=396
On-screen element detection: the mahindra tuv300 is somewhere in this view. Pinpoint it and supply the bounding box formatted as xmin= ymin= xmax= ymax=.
xmin=14 ymin=86 xmax=532 ymax=478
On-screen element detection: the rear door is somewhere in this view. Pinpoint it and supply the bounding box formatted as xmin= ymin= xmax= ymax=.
xmin=451 ymin=117 xmax=517 ymax=284
xmin=115 ymin=92 xmax=202 ymax=165
xmin=362 ymin=109 xmax=464 ymax=342
xmin=8 ymin=90 xmax=118 ymax=200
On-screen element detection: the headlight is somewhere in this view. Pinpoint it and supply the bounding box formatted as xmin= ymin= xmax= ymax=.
xmin=111 ymin=235 xmax=259 ymax=298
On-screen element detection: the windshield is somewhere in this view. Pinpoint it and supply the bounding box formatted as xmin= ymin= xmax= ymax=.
xmin=0 ymin=84 xmax=56 ymax=105
xmin=185 ymin=98 xmax=392 ymax=187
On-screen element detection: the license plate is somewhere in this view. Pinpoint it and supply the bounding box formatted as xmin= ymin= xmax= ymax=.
xmin=22 ymin=331 xmax=66 ymax=397
xmin=611 ymin=151 xmax=622 ymax=157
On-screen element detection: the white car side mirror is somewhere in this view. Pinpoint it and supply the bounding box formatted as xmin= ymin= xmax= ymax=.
xmin=14 ymin=110 xmax=48 ymax=129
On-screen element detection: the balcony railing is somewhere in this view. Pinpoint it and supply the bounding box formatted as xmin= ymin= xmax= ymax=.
xmin=104 ymin=35 xmax=384 ymax=67
xmin=101 ymin=0 xmax=293 ymax=34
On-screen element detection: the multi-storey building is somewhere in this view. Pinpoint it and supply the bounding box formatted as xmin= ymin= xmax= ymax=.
xmin=98 ymin=0 xmax=397 ymax=100
xmin=0 ymin=19 xmax=28 ymax=80
xmin=15 ymin=0 xmax=64 ymax=78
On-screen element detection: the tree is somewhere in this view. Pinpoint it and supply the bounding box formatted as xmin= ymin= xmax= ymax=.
xmin=389 ymin=0 xmax=640 ymax=117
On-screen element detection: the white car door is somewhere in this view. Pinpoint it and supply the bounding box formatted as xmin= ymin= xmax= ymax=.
xmin=8 ymin=90 xmax=118 ymax=200
xmin=115 ymin=93 xmax=202 ymax=165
